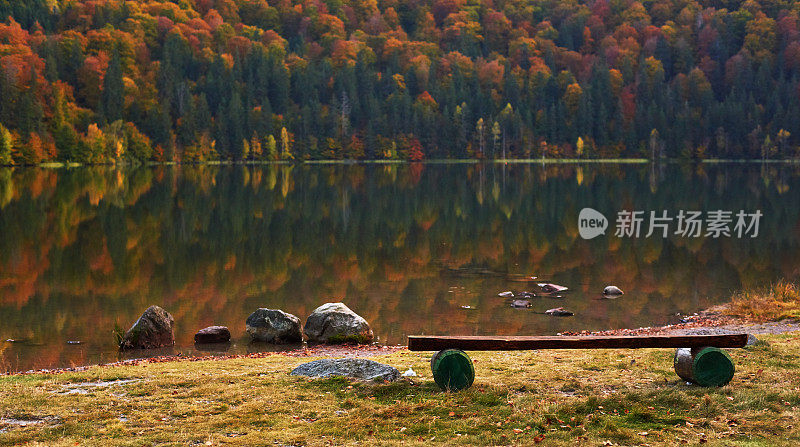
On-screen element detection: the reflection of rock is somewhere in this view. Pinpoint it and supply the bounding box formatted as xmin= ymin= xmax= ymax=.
xmin=119 ymin=306 xmax=175 ymax=350
xmin=246 ymin=309 xmax=302 ymax=343
xmin=545 ymin=307 xmax=574 ymax=316
xmin=304 ymin=303 xmax=374 ymax=344
xmin=290 ymin=358 xmax=399 ymax=381
xmin=194 ymin=326 xmax=231 ymax=344
xmin=511 ymin=300 xmax=531 ymax=308
xmin=498 ymin=291 xmax=514 ymax=298
xmin=246 ymin=341 xmax=302 ymax=354
xmin=538 ymin=283 xmax=568 ymax=293
xmin=194 ymin=342 xmax=231 ymax=353
xmin=603 ymin=286 xmax=624 ymax=296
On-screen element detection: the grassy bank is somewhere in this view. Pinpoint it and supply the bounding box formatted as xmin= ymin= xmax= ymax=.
xmin=722 ymin=281 xmax=800 ymax=322
xmin=1 ymin=333 xmax=799 ymax=446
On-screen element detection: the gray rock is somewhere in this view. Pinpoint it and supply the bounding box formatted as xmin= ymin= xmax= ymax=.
xmin=246 ymin=309 xmax=301 ymax=343
xmin=303 ymin=303 xmax=374 ymax=344
xmin=511 ymin=299 xmax=531 ymax=308
xmin=498 ymin=291 xmax=514 ymax=298
xmin=194 ymin=326 xmax=231 ymax=344
xmin=538 ymin=283 xmax=568 ymax=293
xmin=119 ymin=306 xmax=175 ymax=350
xmin=603 ymin=286 xmax=624 ymax=296
xmin=290 ymin=358 xmax=399 ymax=381
xmin=545 ymin=307 xmax=574 ymax=316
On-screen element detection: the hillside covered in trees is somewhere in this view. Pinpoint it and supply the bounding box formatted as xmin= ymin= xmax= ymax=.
xmin=1 ymin=0 xmax=800 ymax=163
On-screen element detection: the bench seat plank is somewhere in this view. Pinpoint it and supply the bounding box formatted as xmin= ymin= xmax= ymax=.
xmin=408 ymin=334 xmax=749 ymax=351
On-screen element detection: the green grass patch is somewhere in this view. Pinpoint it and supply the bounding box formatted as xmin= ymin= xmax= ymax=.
xmin=0 ymin=335 xmax=799 ymax=446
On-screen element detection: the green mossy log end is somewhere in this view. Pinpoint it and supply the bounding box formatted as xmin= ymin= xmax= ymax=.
xmin=430 ymin=349 xmax=475 ymax=392
xmin=673 ymin=347 xmax=736 ymax=387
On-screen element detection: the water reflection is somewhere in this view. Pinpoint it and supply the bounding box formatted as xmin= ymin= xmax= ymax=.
xmin=0 ymin=163 xmax=798 ymax=372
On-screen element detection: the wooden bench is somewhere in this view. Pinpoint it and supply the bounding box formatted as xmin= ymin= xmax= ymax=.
xmin=408 ymin=334 xmax=749 ymax=391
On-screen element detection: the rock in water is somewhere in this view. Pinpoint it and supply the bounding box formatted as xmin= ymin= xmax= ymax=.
xmin=511 ymin=299 xmax=531 ymax=308
xmin=290 ymin=359 xmax=399 ymax=381
xmin=119 ymin=306 xmax=175 ymax=350
xmin=603 ymin=286 xmax=624 ymax=296
xmin=538 ymin=283 xmax=569 ymax=293
xmin=304 ymin=302 xmax=374 ymax=344
xmin=194 ymin=326 xmax=231 ymax=344
xmin=545 ymin=307 xmax=574 ymax=316
xmin=246 ymin=309 xmax=302 ymax=343
xmin=498 ymin=291 xmax=514 ymax=298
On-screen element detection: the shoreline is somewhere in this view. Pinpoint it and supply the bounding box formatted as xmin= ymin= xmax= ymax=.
xmin=4 ymin=158 xmax=800 ymax=169
xmin=6 ymin=311 xmax=797 ymax=378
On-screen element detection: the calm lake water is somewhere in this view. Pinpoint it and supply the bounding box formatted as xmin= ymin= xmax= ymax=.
xmin=1 ymin=163 xmax=799 ymax=372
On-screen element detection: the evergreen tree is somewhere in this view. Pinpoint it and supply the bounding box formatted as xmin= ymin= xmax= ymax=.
xmin=101 ymin=51 xmax=125 ymax=123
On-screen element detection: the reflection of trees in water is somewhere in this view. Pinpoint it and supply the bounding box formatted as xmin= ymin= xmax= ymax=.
xmin=0 ymin=164 xmax=799 ymax=370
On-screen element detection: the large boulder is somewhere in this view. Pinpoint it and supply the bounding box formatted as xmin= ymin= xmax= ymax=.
xmin=290 ymin=358 xmax=399 ymax=382
xmin=119 ymin=306 xmax=175 ymax=350
xmin=303 ymin=302 xmax=374 ymax=344
xmin=194 ymin=326 xmax=231 ymax=344
xmin=246 ymin=309 xmax=302 ymax=343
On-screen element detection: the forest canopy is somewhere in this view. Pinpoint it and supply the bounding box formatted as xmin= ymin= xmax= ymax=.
xmin=1 ymin=0 xmax=800 ymax=163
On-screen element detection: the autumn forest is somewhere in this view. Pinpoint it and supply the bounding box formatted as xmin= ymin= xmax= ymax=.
xmin=1 ymin=0 xmax=800 ymax=163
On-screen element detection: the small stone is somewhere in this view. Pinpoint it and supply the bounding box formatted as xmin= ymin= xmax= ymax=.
xmin=246 ymin=309 xmax=302 ymax=343
xmin=538 ymin=283 xmax=568 ymax=293
xmin=402 ymin=367 xmax=417 ymax=377
xmin=119 ymin=306 xmax=175 ymax=350
xmin=290 ymin=358 xmax=399 ymax=381
xmin=603 ymin=286 xmax=624 ymax=296
xmin=545 ymin=307 xmax=574 ymax=316
xmin=498 ymin=291 xmax=514 ymax=298
xmin=511 ymin=299 xmax=531 ymax=308
xmin=194 ymin=326 xmax=231 ymax=344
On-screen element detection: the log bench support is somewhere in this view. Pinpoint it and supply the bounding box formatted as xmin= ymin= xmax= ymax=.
xmin=408 ymin=334 xmax=749 ymax=391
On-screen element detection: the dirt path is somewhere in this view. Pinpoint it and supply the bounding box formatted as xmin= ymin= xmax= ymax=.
xmin=560 ymin=310 xmax=800 ymax=338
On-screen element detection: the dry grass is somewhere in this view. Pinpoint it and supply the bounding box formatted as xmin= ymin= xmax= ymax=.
xmin=1 ymin=333 xmax=799 ymax=446
xmin=724 ymin=280 xmax=800 ymax=322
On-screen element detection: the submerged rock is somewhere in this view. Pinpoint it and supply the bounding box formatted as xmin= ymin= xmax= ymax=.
xmin=538 ymin=283 xmax=569 ymax=293
xmin=545 ymin=307 xmax=574 ymax=316
xmin=290 ymin=358 xmax=399 ymax=381
xmin=194 ymin=326 xmax=231 ymax=344
xmin=303 ymin=303 xmax=374 ymax=344
xmin=603 ymin=286 xmax=624 ymax=296
xmin=119 ymin=306 xmax=175 ymax=350
xmin=511 ymin=299 xmax=531 ymax=308
xmin=246 ymin=309 xmax=302 ymax=343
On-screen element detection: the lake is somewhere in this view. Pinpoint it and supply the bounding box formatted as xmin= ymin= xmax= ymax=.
xmin=1 ymin=162 xmax=798 ymax=372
